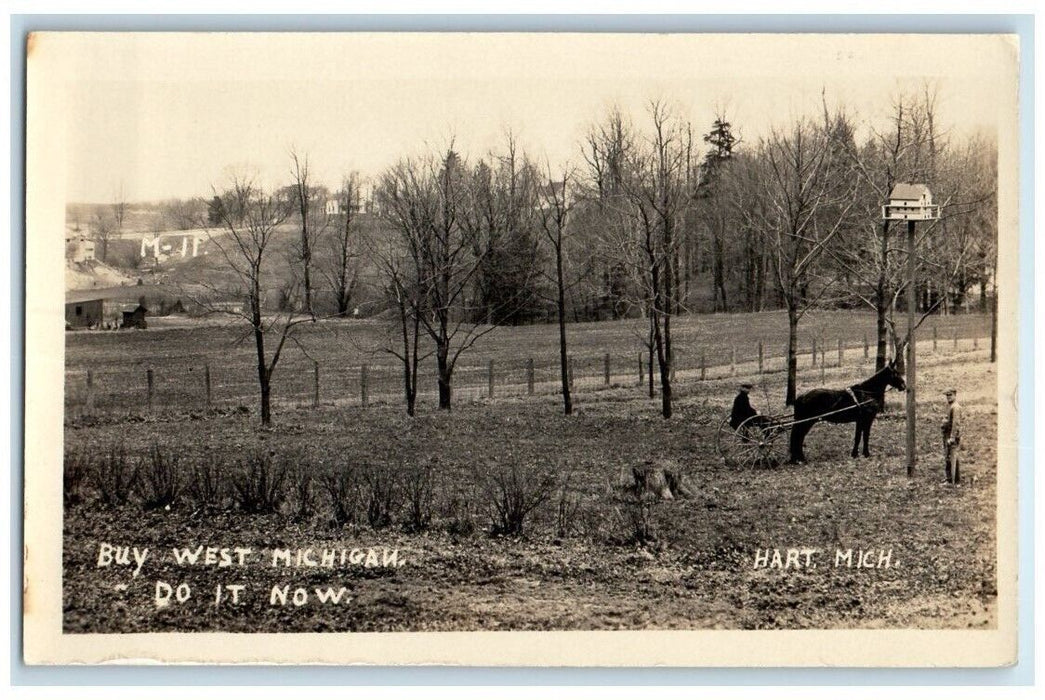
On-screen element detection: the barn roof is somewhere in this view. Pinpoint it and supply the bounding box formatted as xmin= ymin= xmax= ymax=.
xmin=65 ymin=290 xmax=110 ymax=304
xmin=889 ymin=183 xmax=930 ymax=201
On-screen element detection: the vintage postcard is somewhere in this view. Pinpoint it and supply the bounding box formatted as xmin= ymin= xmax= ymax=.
xmin=23 ymin=32 xmax=1020 ymax=666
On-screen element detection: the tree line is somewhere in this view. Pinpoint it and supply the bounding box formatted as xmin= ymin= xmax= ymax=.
xmin=183 ymin=89 xmax=997 ymax=425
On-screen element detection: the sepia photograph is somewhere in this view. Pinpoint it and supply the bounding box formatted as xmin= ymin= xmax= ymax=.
xmin=23 ymin=31 xmax=1020 ymax=666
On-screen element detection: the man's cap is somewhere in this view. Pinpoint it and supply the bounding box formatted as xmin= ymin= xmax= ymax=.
xmin=739 ymin=383 xmax=754 ymax=390
xmin=944 ymin=388 xmax=957 ymax=396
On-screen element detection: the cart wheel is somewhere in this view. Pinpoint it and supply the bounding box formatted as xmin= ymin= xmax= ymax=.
xmin=732 ymin=415 xmax=789 ymax=468
xmin=716 ymin=416 xmax=753 ymax=467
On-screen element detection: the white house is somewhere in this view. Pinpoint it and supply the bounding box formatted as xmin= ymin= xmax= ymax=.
xmin=65 ymin=235 xmax=96 ymax=263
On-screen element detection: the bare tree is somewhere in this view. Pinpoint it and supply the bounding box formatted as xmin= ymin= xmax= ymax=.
xmin=320 ymin=173 xmax=363 ymax=317
xmin=536 ymin=166 xmax=578 ymax=415
xmin=377 ymin=146 xmax=504 ymax=410
xmin=198 ymin=175 xmax=305 ymax=426
xmin=290 ymin=149 xmax=327 ymax=317
xmin=740 ymin=111 xmax=860 ymax=405
xmin=111 ymin=181 xmax=127 ymax=232
xmin=90 ymin=211 xmax=115 ymax=264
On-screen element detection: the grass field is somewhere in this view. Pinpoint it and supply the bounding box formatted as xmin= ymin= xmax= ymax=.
xmin=62 ymin=311 xmax=998 ymax=632
xmin=64 ymin=309 xmax=992 ymax=416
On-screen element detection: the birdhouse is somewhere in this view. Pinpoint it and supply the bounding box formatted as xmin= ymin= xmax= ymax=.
xmin=882 ymin=183 xmax=940 ymax=221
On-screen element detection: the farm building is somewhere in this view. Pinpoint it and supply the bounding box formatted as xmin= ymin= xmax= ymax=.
xmin=65 ymin=235 xmax=96 ymax=263
xmin=121 ymin=304 xmax=148 ymax=329
xmin=65 ymin=297 xmax=107 ymax=328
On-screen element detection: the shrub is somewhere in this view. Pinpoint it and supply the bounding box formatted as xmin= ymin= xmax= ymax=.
xmin=91 ymin=443 xmax=139 ymax=508
xmin=402 ymin=461 xmax=436 ymax=532
xmin=363 ymin=462 xmax=400 ymax=529
xmin=230 ymin=452 xmax=288 ymax=514
xmin=289 ymin=464 xmax=317 ymax=523
xmin=441 ymin=482 xmax=477 ymax=537
xmin=322 ymin=464 xmax=360 ymax=527
xmin=187 ymin=454 xmax=224 ymax=508
xmin=555 ymin=475 xmax=583 ymax=539
xmin=63 ymin=446 xmax=93 ymax=508
xmin=481 ymin=462 xmax=557 ymax=537
xmin=141 ymin=443 xmax=182 ymax=510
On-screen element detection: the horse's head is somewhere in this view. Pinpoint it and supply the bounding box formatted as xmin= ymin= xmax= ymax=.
xmin=885 ymin=360 xmax=907 ymax=391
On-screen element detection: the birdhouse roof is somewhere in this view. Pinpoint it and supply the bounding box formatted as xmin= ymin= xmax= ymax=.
xmin=889 ymin=183 xmax=930 ymax=201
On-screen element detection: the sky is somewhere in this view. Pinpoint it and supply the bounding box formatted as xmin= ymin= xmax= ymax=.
xmin=32 ymin=33 xmax=1017 ymax=203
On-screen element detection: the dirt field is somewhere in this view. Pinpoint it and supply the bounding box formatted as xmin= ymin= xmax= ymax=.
xmin=61 ymin=317 xmax=998 ymax=632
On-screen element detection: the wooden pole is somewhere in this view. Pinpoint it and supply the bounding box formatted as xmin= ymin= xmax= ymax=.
xmin=730 ymin=347 xmax=736 ymax=376
xmin=204 ymin=364 xmax=211 ymax=409
xmin=863 ymin=333 xmax=869 ymax=359
xmin=758 ymin=341 xmax=764 ymax=374
xmin=85 ymin=369 xmax=94 ymax=414
xmin=604 ymin=353 xmax=611 ymax=385
xmin=527 ymin=358 xmax=535 ymax=395
xmin=933 ymin=326 xmax=938 ymax=351
xmin=568 ymin=357 xmax=574 ymax=389
xmin=638 ymin=353 xmax=644 ymax=386
xmin=312 ymin=361 xmax=320 ymax=408
xmin=700 ymin=352 xmax=706 ymax=381
xmin=837 ymin=338 xmax=843 ymax=367
xmin=146 ymin=368 xmax=154 ymax=413
xmin=811 ymin=337 xmax=817 ymax=367
xmin=906 ymin=219 xmax=917 ymax=477
xmin=488 ymin=359 xmax=495 ymax=399
xmin=361 ymin=364 xmax=369 ymax=408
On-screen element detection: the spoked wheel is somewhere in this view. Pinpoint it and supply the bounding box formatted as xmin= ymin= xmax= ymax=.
xmin=716 ymin=416 xmax=769 ymax=467
xmin=730 ymin=415 xmax=789 ymax=468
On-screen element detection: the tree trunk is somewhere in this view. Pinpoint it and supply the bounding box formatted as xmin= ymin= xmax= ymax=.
xmin=436 ymin=347 xmax=452 ymax=410
xmin=254 ymin=328 xmax=271 ymax=426
xmin=786 ymin=305 xmax=798 ymax=406
xmin=876 ymin=220 xmax=890 ymax=370
xmin=556 ymin=247 xmax=572 ymax=415
xmin=990 ymin=280 xmax=998 ymax=363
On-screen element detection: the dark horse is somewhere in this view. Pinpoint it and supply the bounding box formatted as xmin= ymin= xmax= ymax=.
xmin=789 ymin=362 xmax=907 ymax=463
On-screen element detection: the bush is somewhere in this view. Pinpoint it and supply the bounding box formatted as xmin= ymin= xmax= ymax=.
xmin=289 ymin=464 xmax=317 ymax=523
xmin=322 ymin=464 xmax=360 ymax=527
xmin=187 ymin=454 xmax=224 ymax=508
xmin=230 ymin=452 xmax=288 ymax=514
xmin=63 ymin=446 xmax=93 ymax=508
xmin=555 ymin=475 xmax=583 ymax=539
xmin=402 ymin=461 xmax=436 ymax=532
xmin=363 ymin=462 xmax=400 ymax=529
xmin=441 ymin=482 xmax=477 ymax=537
xmin=141 ymin=443 xmax=182 ymax=510
xmin=91 ymin=443 xmax=139 ymax=508
xmin=481 ymin=462 xmax=557 ymax=537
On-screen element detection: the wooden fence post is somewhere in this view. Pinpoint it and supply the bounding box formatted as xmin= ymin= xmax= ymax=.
xmin=488 ymin=359 xmax=495 ymax=399
xmin=758 ymin=340 xmax=764 ymax=374
xmin=638 ymin=353 xmax=644 ymax=386
xmin=86 ymin=369 xmax=94 ymax=414
xmin=527 ymin=358 xmax=535 ymax=395
xmin=361 ymin=364 xmax=369 ymax=407
xmin=604 ymin=353 xmax=611 ymax=385
xmin=146 ymin=368 xmax=154 ymax=413
xmin=204 ymin=364 xmax=212 ymax=409
xmin=700 ymin=352 xmax=706 ymax=381
xmin=730 ymin=347 xmax=736 ymax=376
xmin=863 ymin=333 xmax=869 ymax=359
xmin=811 ymin=337 xmax=817 ymax=367
xmin=933 ymin=326 xmax=938 ymax=352
xmin=568 ymin=357 xmax=574 ymax=389
xmin=837 ymin=338 xmax=844 ymax=367
xmin=312 ymin=361 xmax=320 ymax=408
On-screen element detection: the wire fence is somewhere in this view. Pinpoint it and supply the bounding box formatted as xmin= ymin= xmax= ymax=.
xmin=65 ymin=321 xmax=993 ymax=417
